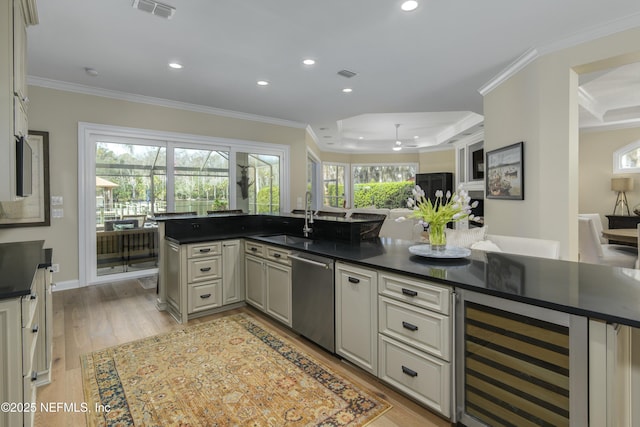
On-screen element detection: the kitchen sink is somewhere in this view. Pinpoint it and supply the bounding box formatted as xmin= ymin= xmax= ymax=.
xmin=260 ymin=234 xmax=313 ymax=245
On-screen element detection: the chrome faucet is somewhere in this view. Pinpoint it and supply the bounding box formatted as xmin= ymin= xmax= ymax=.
xmin=303 ymin=191 xmax=313 ymax=237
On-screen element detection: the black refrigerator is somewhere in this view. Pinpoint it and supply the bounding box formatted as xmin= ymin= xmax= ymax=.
xmin=415 ymin=172 xmax=453 ymax=204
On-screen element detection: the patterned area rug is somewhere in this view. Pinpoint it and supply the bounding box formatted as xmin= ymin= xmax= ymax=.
xmin=81 ymin=313 xmax=391 ymax=426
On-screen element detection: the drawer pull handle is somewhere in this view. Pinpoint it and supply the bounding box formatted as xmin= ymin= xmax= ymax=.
xmin=199 ymin=248 xmax=211 ymax=253
xmin=251 ymin=247 xmax=258 ymax=252
xmin=30 ymin=293 xmax=37 ymax=300
xmin=31 ymin=371 xmax=38 ymax=382
xmin=348 ymin=277 xmax=360 ymax=284
xmin=32 ymin=325 xmax=39 ymax=333
xmin=200 ymin=267 xmax=212 ymax=272
xmin=401 ymin=288 xmax=417 ymax=297
xmin=273 ymin=253 xmax=282 ymax=258
xmin=402 ymin=366 xmax=418 ymax=378
xmin=402 ymin=321 xmax=418 ymax=331
xmin=200 ymin=294 xmax=211 ymax=299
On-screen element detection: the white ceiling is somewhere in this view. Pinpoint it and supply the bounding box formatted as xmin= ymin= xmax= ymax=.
xmin=579 ymin=62 xmax=640 ymax=131
xmin=27 ymin=0 xmax=640 ymax=153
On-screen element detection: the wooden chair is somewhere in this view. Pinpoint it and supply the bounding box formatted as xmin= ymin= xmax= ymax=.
xmin=154 ymin=211 xmax=197 ymax=217
xmin=315 ymin=210 xmax=347 ymax=218
xmin=207 ymin=209 xmax=243 ymax=214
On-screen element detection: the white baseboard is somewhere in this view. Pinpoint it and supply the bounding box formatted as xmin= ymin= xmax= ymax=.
xmin=51 ymin=279 xmax=81 ymax=292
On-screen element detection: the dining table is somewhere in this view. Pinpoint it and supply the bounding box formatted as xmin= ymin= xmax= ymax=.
xmin=601 ymin=228 xmax=638 ymax=245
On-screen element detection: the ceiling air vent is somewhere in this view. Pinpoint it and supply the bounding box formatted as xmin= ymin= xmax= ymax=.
xmin=132 ymin=0 xmax=176 ymax=19
xmin=337 ymin=69 xmax=357 ymax=78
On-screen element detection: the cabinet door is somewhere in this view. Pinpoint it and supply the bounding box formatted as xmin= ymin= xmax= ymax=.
xmin=222 ymin=240 xmax=244 ymax=305
xmin=13 ymin=0 xmax=27 ymax=102
xmin=165 ymin=241 xmax=181 ymax=313
xmin=245 ymin=254 xmax=265 ymax=310
xmin=335 ymin=262 xmax=378 ymax=375
xmin=266 ymin=261 xmax=292 ymax=327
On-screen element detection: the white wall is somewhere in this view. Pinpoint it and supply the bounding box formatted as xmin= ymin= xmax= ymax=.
xmin=483 ymin=27 xmax=640 ymax=260
xmin=579 ymin=127 xmax=640 ymax=220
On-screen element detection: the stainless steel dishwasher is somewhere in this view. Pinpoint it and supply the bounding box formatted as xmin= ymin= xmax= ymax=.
xmin=290 ymin=252 xmax=335 ymax=353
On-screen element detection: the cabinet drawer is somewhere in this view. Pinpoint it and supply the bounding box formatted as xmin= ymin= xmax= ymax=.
xmin=188 ymin=281 xmax=222 ymax=313
xmin=21 ymin=292 xmax=37 ymax=327
xmin=265 ymin=246 xmax=291 ymax=265
xmin=188 ymin=242 xmax=221 ymax=259
xmin=245 ymin=241 xmax=264 ymax=256
xmin=379 ymin=272 xmax=450 ymax=315
xmin=22 ymin=324 xmax=38 ymax=377
xmin=187 ymin=257 xmax=221 ymax=283
xmin=379 ymin=296 xmax=450 ymax=361
xmin=379 ymin=334 xmax=451 ymax=418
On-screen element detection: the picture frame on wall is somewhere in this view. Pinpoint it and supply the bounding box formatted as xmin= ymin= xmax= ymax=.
xmin=0 ymin=130 xmax=51 ymax=228
xmin=486 ymin=141 xmax=524 ymax=200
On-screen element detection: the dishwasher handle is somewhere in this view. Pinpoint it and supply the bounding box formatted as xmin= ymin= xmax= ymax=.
xmin=289 ymin=254 xmax=331 ymax=269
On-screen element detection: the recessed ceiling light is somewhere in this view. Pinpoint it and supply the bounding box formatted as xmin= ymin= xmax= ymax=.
xmin=168 ymin=62 xmax=183 ymax=69
xmin=413 ymin=135 xmax=419 ymax=139
xmin=84 ymin=67 xmax=99 ymax=77
xmin=342 ymin=88 xmax=353 ymax=93
xmin=303 ymin=59 xmax=316 ymax=66
xmin=401 ymin=0 xmax=418 ymax=12
xmin=393 ymin=146 xmax=402 ymax=151
xmin=257 ymin=80 xmax=269 ymax=86
xmin=358 ymin=136 xmax=364 ymax=140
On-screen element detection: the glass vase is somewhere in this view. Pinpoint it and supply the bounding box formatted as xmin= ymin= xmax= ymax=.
xmin=429 ymin=223 xmax=447 ymax=251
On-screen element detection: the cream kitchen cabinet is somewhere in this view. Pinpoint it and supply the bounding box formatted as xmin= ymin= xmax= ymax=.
xmin=377 ymin=272 xmax=453 ymax=418
xmin=0 ymin=0 xmax=37 ymax=201
xmin=0 ymin=268 xmax=48 ymax=427
xmin=244 ymin=241 xmax=292 ymax=327
xmin=34 ymin=265 xmax=53 ymax=386
xmin=164 ymin=239 xmax=243 ymax=323
xmin=222 ymin=240 xmax=244 ymax=305
xmin=335 ymin=262 xmax=378 ymax=375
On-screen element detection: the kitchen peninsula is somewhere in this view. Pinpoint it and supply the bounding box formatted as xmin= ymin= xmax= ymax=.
xmin=156 ymin=213 xmax=640 ymax=426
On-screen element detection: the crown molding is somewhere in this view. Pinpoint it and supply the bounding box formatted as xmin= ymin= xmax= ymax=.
xmin=478 ymin=48 xmax=539 ymax=96
xmin=27 ymin=76 xmax=307 ymax=129
xmin=305 ymin=125 xmax=320 ymax=145
xmin=580 ymin=120 xmax=640 ymax=134
xmin=479 ymin=13 xmax=640 ymax=97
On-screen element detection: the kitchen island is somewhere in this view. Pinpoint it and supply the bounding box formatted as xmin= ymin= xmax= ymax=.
xmin=156 ymin=214 xmax=640 ymax=426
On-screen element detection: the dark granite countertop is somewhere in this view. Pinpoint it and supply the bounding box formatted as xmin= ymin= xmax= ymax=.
xmin=0 ymin=240 xmax=47 ymax=300
xmin=245 ymin=235 xmax=640 ymax=328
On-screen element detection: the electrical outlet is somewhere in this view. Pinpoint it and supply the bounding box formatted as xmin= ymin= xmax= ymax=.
xmin=51 ymin=264 xmax=60 ymax=273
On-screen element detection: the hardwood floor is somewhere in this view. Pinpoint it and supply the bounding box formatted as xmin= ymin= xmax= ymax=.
xmin=35 ymin=278 xmax=452 ymax=427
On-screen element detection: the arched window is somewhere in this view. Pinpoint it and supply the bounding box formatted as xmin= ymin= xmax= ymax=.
xmin=613 ymin=140 xmax=640 ymax=173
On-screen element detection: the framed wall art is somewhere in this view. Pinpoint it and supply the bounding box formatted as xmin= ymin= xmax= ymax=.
xmin=486 ymin=141 xmax=524 ymax=200
xmin=0 ymin=130 xmax=51 ymax=227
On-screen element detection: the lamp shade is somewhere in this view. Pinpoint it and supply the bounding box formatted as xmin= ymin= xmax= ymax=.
xmin=611 ymin=177 xmax=634 ymax=192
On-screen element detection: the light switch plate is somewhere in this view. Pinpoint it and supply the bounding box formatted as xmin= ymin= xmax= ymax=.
xmin=51 ymin=196 xmax=63 ymax=205
xmin=52 ymin=208 xmax=64 ymax=218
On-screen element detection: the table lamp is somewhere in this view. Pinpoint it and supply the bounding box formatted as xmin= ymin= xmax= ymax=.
xmin=611 ymin=177 xmax=634 ymax=216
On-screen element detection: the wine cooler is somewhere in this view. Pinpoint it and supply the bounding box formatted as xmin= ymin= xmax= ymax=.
xmin=456 ymin=290 xmax=588 ymax=426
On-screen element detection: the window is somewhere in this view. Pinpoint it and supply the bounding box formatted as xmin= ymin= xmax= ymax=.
xmin=173 ymin=147 xmax=229 ymax=215
xmin=614 ymin=140 xmax=640 ymax=173
xmin=96 ymin=142 xmax=167 ymax=227
xmin=237 ymin=153 xmax=280 ymax=214
xmin=323 ymin=163 xmax=347 ymax=208
xmin=352 ymin=164 xmax=417 ymax=208
xmin=80 ymin=122 xmax=289 ymax=285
